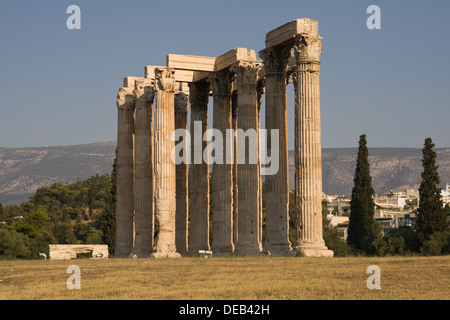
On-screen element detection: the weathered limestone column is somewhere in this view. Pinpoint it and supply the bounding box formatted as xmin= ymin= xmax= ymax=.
xmin=115 ymin=87 xmax=136 ymax=257
xmin=257 ymin=79 xmax=265 ymax=245
xmin=188 ymin=81 xmax=211 ymax=254
xmin=231 ymin=90 xmax=238 ymax=246
xmin=152 ymin=67 xmax=180 ymax=258
xmin=175 ymin=91 xmax=189 ymax=255
xmin=132 ymin=79 xmax=155 ymax=257
xmin=209 ymin=69 xmax=235 ymax=255
xmin=231 ymin=61 xmax=262 ymax=255
xmin=259 ymin=46 xmax=293 ymax=255
xmin=292 ymin=29 xmax=333 ymax=257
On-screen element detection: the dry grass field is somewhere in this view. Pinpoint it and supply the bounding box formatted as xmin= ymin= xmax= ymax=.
xmin=0 ymin=255 xmax=449 ymax=300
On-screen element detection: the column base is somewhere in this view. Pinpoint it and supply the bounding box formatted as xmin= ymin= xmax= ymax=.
xmin=211 ymin=245 xmax=234 ymax=256
xmin=187 ymin=246 xmax=211 ymax=256
xmin=234 ymin=244 xmax=262 ymax=256
xmin=150 ymin=252 xmax=181 ymax=259
xmin=295 ymin=241 xmax=334 ymax=257
xmin=130 ymin=252 xmax=151 ymax=258
xmin=131 ymin=247 xmax=153 ymax=258
xmin=114 ymin=245 xmax=132 ymax=258
xmin=264 ymin=242 xmax=293 ymax=256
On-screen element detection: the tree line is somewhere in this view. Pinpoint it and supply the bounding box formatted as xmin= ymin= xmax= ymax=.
xmin=1 ymin=138 xmax=449 ymax=260
xmin=340 ymin=135 xmax=450 ymax=256
xmin=0 ymin=160 xmax=117 ymax=260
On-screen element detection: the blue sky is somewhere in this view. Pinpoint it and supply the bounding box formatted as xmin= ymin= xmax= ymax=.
xmin=0 ymin=0 xmax=449 ymax=148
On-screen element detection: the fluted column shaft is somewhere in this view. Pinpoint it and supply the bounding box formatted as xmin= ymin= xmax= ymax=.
xmin=188 ymin=81 xmax=211 ymax=254
xmin=259 ymin=47 xmax=292 ymax=255
xmin=293 ymin=33 xmax=333 ymax=257
xmin=175 ymin=92 xmax=189 ymax=255
xmin=232 ymin=91 xmax=238 ymax=246
xmin=257 ymin=80 xmax=265 ymax=246
xmin=209 ymin=69 xmax=235 ymax=255
xmin=232 ymin=62 xmax=262 ymax=255
xmin=152 ymin=68 xmax=180 ymax=258
xmin=133 ymin=79 xmax=155 ymax=257
xmin=116 ymin=87 xmax=136 ymax=257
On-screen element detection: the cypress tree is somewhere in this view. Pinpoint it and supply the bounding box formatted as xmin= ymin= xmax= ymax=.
xmin=416 ymin=138 xmax=447 ymax=245
xmin=347 ymin=134 xmax=380 ymax=252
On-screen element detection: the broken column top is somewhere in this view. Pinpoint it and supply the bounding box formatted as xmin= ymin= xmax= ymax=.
xmin=265 ymin=18 xmax=319 ymax=48
xmin=215 ymin=47 xmax=258 ymax=71
xmin=167 ymin=54 xmax=216 ymax=72
xmin=123 ymin=76 xmax=143 ymax=89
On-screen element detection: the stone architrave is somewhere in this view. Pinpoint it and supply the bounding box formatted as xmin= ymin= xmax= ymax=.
xmin=115 ymin=86 xmax=136 ymax=258
xmin=188 ymin=81 xmax=211 ymax=255
xmin=231 ymin=61 xmax=263 ymax=255
xmin=209 ymin=68 xmax=235 ymax=255
xmin=175 ymin=91 xmax=189 ymax=255
xmin=133 ymin=78 xmax=155 ymax=257
xmin=259 ymin=46 xmax=293 ymax=255
xmin=152 ymin=67 xmax=181 ymax=258
xmin=292 ymin=22 xmax=333 ymax=257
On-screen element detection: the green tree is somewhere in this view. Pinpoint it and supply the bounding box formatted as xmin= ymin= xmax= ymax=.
xmin=445 ymin=203 xmax=450 ymax=214
xmin=0 ymin=202 xmax=5 ymax=222
xmin=322 ymin=201 xmax=353 ymax=256
xmin=102 ymin=149 xmax=117 ymax=255
xmin=347 ymin=134 xmax=381 ymax=253
xmin=11 ymin=209 xmax=55 ymax=258
xmin=53 ymin=222 xmax=77 ymax=244
xmin=416 ymin=137 xmax=448 ymax=247
xmin=86 ymin=230 xmax=103 ymax=244
xmin=0 ymin=229 xmax=31 ymax=260
xmin=322 ymin=200 xmax=330 ymax=231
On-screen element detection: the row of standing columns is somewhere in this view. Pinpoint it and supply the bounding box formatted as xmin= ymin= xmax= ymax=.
xmin=115 ymin=19 xmax=333 ymax=258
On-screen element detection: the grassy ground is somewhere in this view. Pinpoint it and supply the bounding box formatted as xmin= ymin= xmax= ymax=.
xmin=0 ymin=255 xmax=449 ymax=300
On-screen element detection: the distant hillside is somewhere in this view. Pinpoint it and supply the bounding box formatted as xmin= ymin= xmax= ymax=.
xmin=0 ymin=142 xmax=449 ymax=205
xmin=0 ymin=141 xmax=116 ymax=205
xmin=289 ymin=148 xmax=450 ymax=195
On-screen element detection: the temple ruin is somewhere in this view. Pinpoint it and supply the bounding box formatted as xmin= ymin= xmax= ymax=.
xmin=115 ymin=18 xmax=333 ymax=258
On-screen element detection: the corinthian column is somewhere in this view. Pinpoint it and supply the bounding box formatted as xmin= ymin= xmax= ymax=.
xmin=259 ymin=46 xmax=292 ymax=255
xmin=257 ymin=79 xmax=265 ymax=246
xmin=133 ymin=79 xmax=155 ymax=257
xmin=188 ymin=81 xmax=211 ymax=254
xmin=175 ymin=91 xmax=189 ymax=255
xmin=231 ymin=61 xmax=262 ymax=255
xmin=293 ymin=31 xmax=333 ymax=257
xmin=209 ymin=69 xmax=235 ymax=255
xmin=115 ymin=87 xmax=136 ymax=257
xmin=231 ymin=91 xmax=238 ymax=246
xmin=152 ymin=67 xmax=180 ymax=258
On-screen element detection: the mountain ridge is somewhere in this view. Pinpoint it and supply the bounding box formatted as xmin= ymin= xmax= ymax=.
xmin=1 ymin=141 xmax=449 ymax=205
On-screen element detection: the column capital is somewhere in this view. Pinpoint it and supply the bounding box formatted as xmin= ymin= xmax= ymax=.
xmin=188 ymin=81 xmax=210 ymax=109
xmin=155 ymin=67 xmax=176 ymax=92
xmin=258 ymin=46 xmax=292 ymax=75
xmin=230 ymin=61 xmax=261 ymax=86
xmin=116 ymin=87 xmax=136 ymax=110
xmin=208 ymin=68 xmax=235 ymax=98
xmin=134 ymin=78 xmax=155 ymax=103
xmin=293 ymin=33 xmax=323 ymax=63
xmin=175 ymin=92 xmax=189 ymax=113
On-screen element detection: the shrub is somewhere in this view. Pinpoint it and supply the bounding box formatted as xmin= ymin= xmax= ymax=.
xmin=0 ymin=229 xmax=31 ymax=260
xmin=421 ymin=231 xmax=450 ymax=256
xmin=323 ymin=226 xmax=354 ymax=257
